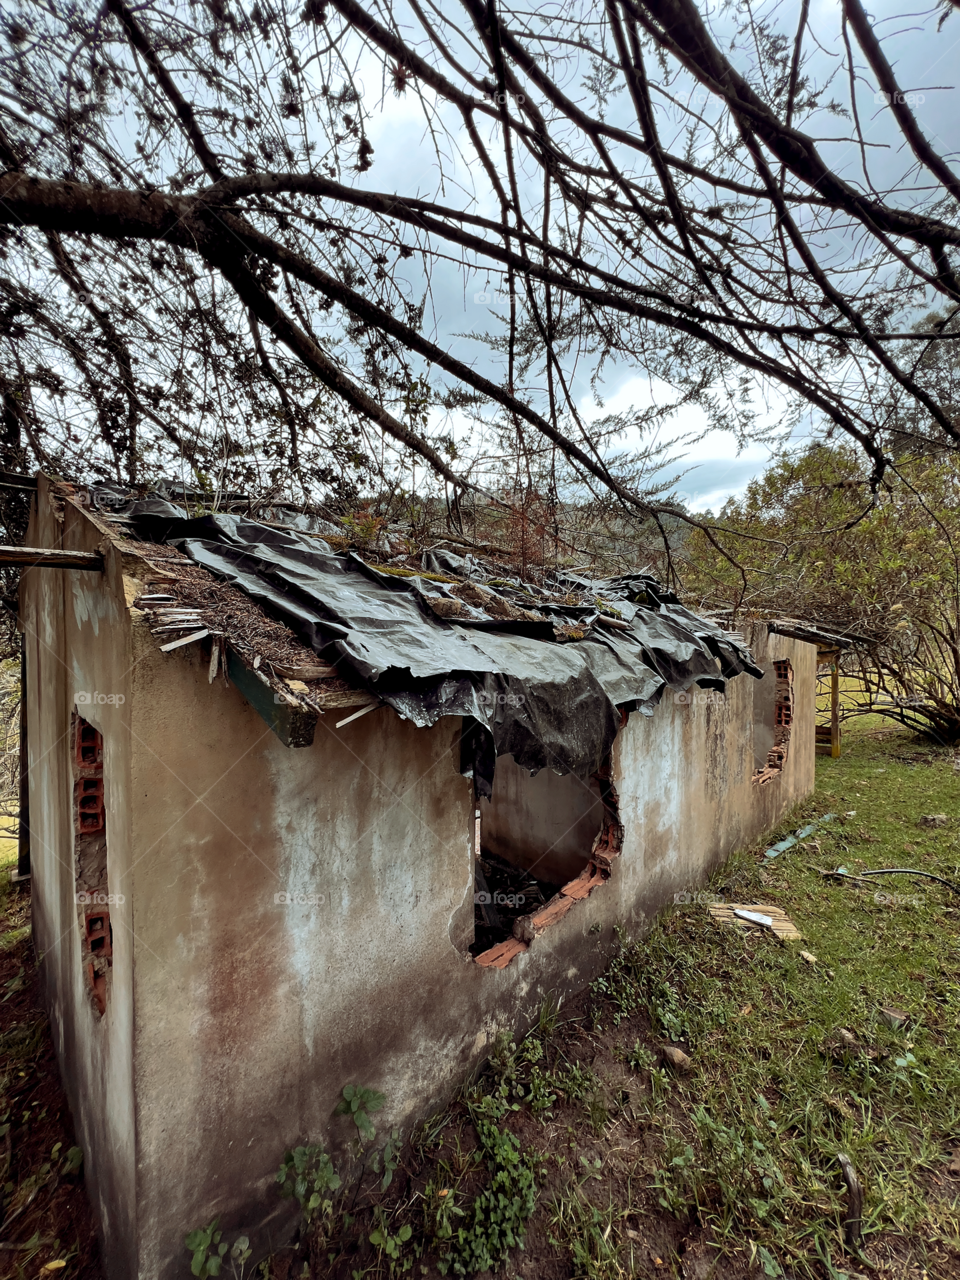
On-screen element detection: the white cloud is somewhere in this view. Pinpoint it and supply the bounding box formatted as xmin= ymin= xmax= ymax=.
xmin=577 ymin=373 xmax=800 ymax=511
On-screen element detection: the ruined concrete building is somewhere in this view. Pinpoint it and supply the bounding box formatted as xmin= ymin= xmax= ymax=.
xmin=19 ymin=475 xmax=815 ymax=1278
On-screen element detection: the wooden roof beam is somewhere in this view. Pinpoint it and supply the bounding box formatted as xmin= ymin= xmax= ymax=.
xmin=0 ymin=546 xmax=104 ymax=570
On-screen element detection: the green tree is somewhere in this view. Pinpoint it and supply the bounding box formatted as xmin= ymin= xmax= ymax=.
xmin=683 ymin=444 xmax=960 ymax=744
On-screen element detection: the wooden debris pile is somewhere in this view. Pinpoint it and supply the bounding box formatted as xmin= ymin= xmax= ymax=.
xmin=708 ymin=901 xmax=803 ymax=941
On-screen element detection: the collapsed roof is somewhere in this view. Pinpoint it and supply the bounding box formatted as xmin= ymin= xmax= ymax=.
xmin=84 ymin=484 xmax=763 ymax=795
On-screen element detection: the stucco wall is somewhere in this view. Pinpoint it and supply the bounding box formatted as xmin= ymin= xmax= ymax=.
xmin=23 ymin=490 xmax=815 ymax=1279
xmin=608 ymin=625 xmax=814 ymax=932
xmin=21 ymin=480 xmax=137 ymax=1279
xmin=126 ymin=629 xmax=479 ymax=1272
xmin=125 ymin=610 xmax=814 ymax=1277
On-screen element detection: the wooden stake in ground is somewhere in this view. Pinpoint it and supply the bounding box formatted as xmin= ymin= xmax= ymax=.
xmin=838 ymin=1152 xmax=863 ymax=1252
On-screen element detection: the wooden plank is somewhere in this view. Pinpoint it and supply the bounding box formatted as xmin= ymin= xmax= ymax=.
xmin=708 ymin=902 xmax=802 ymax=941
xmin=225 ymin=645 xmax=317 ymax=748
xmin=334 ymin=702 xmax=380 ymax=729
xmin=308 ymin=687 xmax=379 ymax=710
xmin=272 ymin=661 xmax=340 ymax=680
xmin=0 ymin=545 xmax=104 ymax=570
xmin=831 ymin=663 xmax=841 ymax=758
xmin=158 ymin=629 xmax=209 ymax=652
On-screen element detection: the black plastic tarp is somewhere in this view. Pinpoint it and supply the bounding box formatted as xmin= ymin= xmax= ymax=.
xmin=117 ymin=499 xmax=762 ymax=796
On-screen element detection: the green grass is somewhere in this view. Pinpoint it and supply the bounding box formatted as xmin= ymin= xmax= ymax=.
xmin=292 ymin=722 xmax=960 ymax=1280
xmin=555 ymin=722 xmax=960 ymax=1276
xmin=0 ymin=823 xmax=20 ymax=918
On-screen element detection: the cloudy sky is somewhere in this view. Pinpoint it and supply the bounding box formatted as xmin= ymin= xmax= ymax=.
xmin=329 ymin=0 xmax=959 ymax=510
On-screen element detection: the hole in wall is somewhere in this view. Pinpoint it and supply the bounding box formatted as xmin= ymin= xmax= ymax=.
xmin=72 ymin=711 xmax=112 ymax=1018
xmin=752 ymin=659 xmax=794 ymax=784
xmin=470 ymin=752 xmax=623 ymax=966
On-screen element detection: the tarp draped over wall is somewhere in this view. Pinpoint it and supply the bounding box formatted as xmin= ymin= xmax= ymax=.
xmin=120 ymin=499 xmax=762 ymax=796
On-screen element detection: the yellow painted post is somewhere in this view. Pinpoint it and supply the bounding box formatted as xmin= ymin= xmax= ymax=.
xmin=831 ymin=662 xmax=841 ymax=758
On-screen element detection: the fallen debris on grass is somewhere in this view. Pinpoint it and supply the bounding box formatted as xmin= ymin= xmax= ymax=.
xmin=660 ymin=1045 xmax=693 ymax=1072
xmin=708 ymin=901 xmax=803 ymax=940
xmin=764 ymin=812 xmax=836 ymax=858
xmin=822 ymin=865 xmax=960 ymax=895
xmin=838 ymin=1152 xmax=864 ymax=1252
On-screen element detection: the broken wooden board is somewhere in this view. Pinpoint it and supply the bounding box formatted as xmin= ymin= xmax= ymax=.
xmin=307 ymin=687 xmax=379 ymax=710
xmin=0 ymin=545 xmax=104 ymax=570
xmin=273 ymin=661 xmax=339 ymax=680
xmin=225 ymin=645 xmax=317 ymax=749
xmin=708 ymin=902 xmax=802 ymax=941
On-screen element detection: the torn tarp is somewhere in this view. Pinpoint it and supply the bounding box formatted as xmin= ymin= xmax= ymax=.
xmin=124 ymin=507 xmax=762 ymax=797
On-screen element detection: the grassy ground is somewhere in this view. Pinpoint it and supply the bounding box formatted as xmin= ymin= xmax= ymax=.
xmin=274 ymin=722 xmax=960 ymax=1280
xmin=2 ymin=724 xmax=958 ymax=1279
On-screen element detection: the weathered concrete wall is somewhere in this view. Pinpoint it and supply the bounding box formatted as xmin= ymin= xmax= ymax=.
xmin=608 ymin=625 xmax=815 ymax=932
xmin=480 ymin=752 xmax=602 ymax=883
xmin=126 ymin=628 xmax=478 ymax=1273
xmin=25 ymin=491 xmax=816 ymax=1280
xmin=22 ymin=479 xmax=137 ymax=1279
xmin=125 ymin=614 xmax=814 ymax=1277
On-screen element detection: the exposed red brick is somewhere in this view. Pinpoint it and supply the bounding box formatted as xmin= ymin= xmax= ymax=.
xmin=75 ymin=776 xmax=105 ymax=835
xmin=589 ymin=822 xmax=623 ymax=870
xmin=73 ymin=714 xmax=111 ymax=1015
xmin=532 ymin=895 xmax=577 ymax=927
xmin=84 ymin=911 xmax=112 ymax=961
xmin=474 ymin=752 xmax=623 ymax=967
xmin=473 ymin=937 xmax=528 ymax=968
xmin=75 ymin=718 xmax=103 ymax=768
xmin=752 ymin=659 xmax=794 ymax=784
xmin=560 ymin=863 xmax=607 ymax=900
xmin=513 ymin=893 xmax=576 ymax=942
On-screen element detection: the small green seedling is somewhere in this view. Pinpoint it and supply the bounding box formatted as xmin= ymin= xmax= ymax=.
xmin=184 ymin=1218 xmax=251 ymax=1278
xmin=335 ymin=1083 xmax=386 ymax=1143
xmin=370 ymin=1207 xmax=413 ymax=1261
xmin=276 ymin=1144 xmax=341 ymax=1224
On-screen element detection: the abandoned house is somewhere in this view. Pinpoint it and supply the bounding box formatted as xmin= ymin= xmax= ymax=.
xmin=18 ymin=474 xmax=816 ymax=1279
